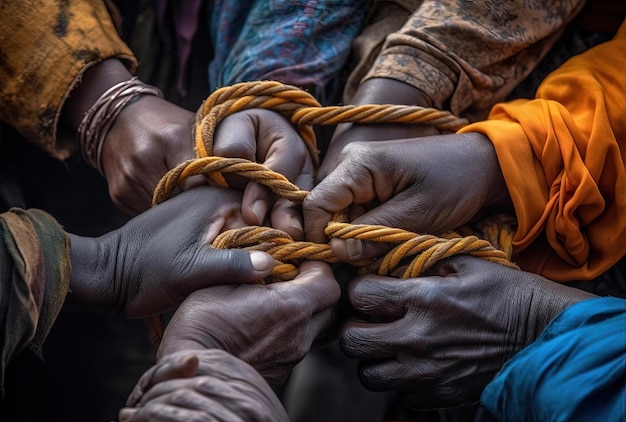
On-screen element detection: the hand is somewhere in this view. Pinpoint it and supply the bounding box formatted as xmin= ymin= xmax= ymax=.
xmin=102 ymin=95 xmax=197 ymax=215
xmin=317 ymin=78 xmax=440 ymax=181
xmin=304 ymin=133 xmax=512 ymax=260
xmin=157 ymin=261 xmax=341 ymax=388
xmin=120 ymin=349 xmax=288 ymax=422
xmin=213 ymin=109 xmax=315 ymax=240
xmin=66 ymin=186 xmax=275 ymax=317
xmin=340 ymin=255 xmax=597 ymax=409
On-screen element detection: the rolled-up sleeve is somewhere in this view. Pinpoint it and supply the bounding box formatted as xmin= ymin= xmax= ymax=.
xmin=363 ymin=0 xmax=585 ymax=117
xmin=458 ymin=20 xmax=626 ymax=281
xmin=0 ymin=0 xmax=136 ymax=159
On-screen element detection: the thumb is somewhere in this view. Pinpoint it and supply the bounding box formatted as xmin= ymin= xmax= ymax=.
xmin=187 ymin=248 xmax=275 ymax=287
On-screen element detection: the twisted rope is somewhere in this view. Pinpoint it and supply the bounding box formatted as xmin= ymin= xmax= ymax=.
xmin=147 ymin=81 xmax=518 ymax=344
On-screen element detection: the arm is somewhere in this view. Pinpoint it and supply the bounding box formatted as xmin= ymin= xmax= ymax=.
xmin=458 ymin=20 xmax=626 ymax=281
xmin=0 ymin=0 xmax=136 ymax=159
xmin=0 ymin=209 xmax=70 ymax=398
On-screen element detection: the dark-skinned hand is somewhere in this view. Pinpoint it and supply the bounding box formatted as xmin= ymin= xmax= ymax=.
xmin=212 ymin=109 xmax=315 ymax=240
xmin=317 ymin=78 xmax=440 ymax=181
xmin=157 ymin=261 xmax=341 ymax=388
xmin=119 ymin=349 xmax=288 ymax=422
xmin=304 ymin=133 xmax=512 ymax=261
xmin=66 ymin=186 xmax=275 ymax=317
xmin=340 ymin=255 xmax=597 ymax=409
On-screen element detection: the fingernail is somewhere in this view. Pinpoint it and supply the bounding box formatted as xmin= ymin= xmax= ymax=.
xmin=252 ymin=200 xmax=268 ymax=225
xmin=250 ymin=251 xmax=274 ymax=272
xmin=346 ymin=239 xmax=363 ymax=260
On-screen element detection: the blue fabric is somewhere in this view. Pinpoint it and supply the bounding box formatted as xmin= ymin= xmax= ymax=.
xmin=208 ymin=0 xmax=369 ymax=104
xmin=482 ymin=297 xmax=626 ymax=421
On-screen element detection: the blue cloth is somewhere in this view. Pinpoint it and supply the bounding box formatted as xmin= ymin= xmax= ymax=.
xmin=208 ymin=0 xmax=369 ymax=104
xmin=482 ymin=297 xmax=626 ymax=421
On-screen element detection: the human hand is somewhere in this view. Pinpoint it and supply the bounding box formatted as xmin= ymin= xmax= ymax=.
xmin=119 ymin=349 xmax=288 ymax=422
xmin=317 ymin=78 xmax=440 ymax=181
xmin=304 ymin=133 xmax=512 ymax=260
xmin=66 ymin=186 xmax=275 ymax=317
xmin=102 ymin=94 xmax=197 ymax=215
xmin=340 ymin=255 xmax=597 ymax=409
xmin=212 ymin=109 xmax=315 ymax=240
xmin=157 ymin=261 xmax=341 ymax=388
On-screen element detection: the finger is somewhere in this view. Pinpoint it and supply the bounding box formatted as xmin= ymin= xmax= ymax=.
xmin=267 ymin=170 xmax=314 ymax=240
xmin=357 ymin=359 xmax=412 ymax=392
xmin=120 ymin=402 xmax=230 ymax=422
xmin=126 ymin=353 xmax=199 ymax=407
xmin=329 ymin=238 xmax=394 ymax=262
xmin=189 ymin=248 xmax=275 ymax=287
xmin=269 ymin=197 xmax=303 ymax=240
xmin=340 ymin=319 xmax=410 ymax=360
xmin=347 ymin=275 xmax=409 ymax=318
xmin=303 ymin=162 xmax=377 ymax=243
xmin=282 ymin=261 xmax=341 ymax=312
xmin=241 ymin=182 xmax=274 ymax=227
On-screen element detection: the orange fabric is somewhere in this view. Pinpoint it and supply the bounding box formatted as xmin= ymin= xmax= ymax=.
xmin=0 ymin=0 xmax=136 ymax=160
xmin=459 ymin=20 xmax=626 ymax=281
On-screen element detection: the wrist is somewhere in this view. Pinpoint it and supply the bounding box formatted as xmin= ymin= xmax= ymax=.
xmin=66 ymin=233 xmax=118 ymax=312
xmin=157 ymin=337 xmax=221 ymax=362
xmin=351 ymin=78 xmax=434 ymax=107
xmin=63 ymin=58 xmax=134 ymax=131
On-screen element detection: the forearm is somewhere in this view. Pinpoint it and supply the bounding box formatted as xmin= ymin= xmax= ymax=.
xmin=0 ymin=0 xmax=136 ymax=159
xmin=65 ymin=233 xmax=117 ymax=313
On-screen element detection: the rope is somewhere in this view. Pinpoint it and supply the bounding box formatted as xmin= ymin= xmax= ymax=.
xmin=146 ymin=81 xmax=518 ymax=345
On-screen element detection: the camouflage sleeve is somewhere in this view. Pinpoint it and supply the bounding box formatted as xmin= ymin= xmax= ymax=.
xmin=0 ymin=208 xmax=70 ymax=399
xmin=359 ymin=0 xmax=586 ymax=118
xmin=0 ymin=0 xmax=137 ymax=160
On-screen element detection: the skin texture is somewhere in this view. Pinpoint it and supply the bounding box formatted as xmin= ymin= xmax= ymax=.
xmin=63 ymin=60 xmax=313 ymax=230
xmin=317 ymin=78 xmax=440 ymax=181
xmin=303 ymin=133 xmax=512 ymax=260
xmin=66 ymin=186 xmax=275 ymax=317
xmin=157 ymin=260 xmax=341 ymax=388
xmin=212 ymin=109 xmax=314 ymax=240
xmin=340 ymin=255 xmax=597 ymax=409
xmin=119 ymin=349 xmax=288 ymax=422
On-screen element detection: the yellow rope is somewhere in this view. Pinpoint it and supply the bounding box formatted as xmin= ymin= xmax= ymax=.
xmin=146 ymin=80 xmax=518 ymax=344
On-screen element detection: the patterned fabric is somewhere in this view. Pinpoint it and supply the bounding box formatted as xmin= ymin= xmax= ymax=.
xmin=459 ymin=20 xmax=626 ymax=282
xmin=0 ymin=209 xmax=70 ymax=399
xmin=348 ymin=0 xmax=587 ymax=119
xmin=208 ymin=0 xmax=370 ymax=104
xmin=0 ymin=0 xmax=136 ymax=160
xmin=482 ymin=297 xmax=626 ymax=421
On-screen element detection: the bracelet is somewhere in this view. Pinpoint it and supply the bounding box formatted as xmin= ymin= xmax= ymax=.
xmin=77 ymin=76 xmax=163 ymax=175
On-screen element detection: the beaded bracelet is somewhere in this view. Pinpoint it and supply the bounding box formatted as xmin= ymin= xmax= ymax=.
xmin=77 ymin=77 xmax=163 ymax=175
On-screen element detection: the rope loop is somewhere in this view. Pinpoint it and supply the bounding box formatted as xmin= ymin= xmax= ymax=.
xmin=147 ymin=80 xmax=518 ymax=345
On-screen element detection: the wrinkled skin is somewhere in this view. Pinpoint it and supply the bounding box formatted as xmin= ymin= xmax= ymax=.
xmin=157 ymin=261 xmax=341 ymax=388
xmin=103 ymin=104 xmax=314 ymax=234
xmin=340 ymin=255 xmax=597 ymax=409
xmin=67 ymin=186 xmax=275 ymax=317
xmin=304 ymin=133 xmax=512 ymax=261
xmin=102 ymin=95 xmax=197 ymax=215
xmin=317 ymin=78 xmax=440 ymax=181
xmin=119 ymin=349 xmax=288 ymax=422
xmin=212 ymin=109 xmax=315 ymax=240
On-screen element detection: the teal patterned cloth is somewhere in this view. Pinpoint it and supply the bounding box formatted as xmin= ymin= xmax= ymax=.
xmin=208 ymin=0 xmax=370 ymax=104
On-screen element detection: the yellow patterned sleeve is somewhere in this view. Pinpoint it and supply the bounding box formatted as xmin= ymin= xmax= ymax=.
xmin=0 ymin=0 xmax=137 ymax=159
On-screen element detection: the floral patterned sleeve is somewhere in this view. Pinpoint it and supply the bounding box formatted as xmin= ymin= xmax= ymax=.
xmin=361 ymin=0 xmax=586 ymax=118
xmin=0 ymin=0 xmax=136 ymax=160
